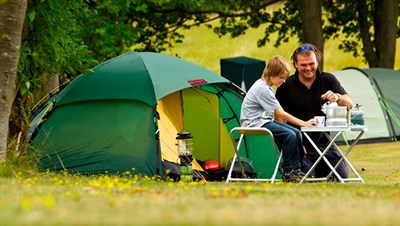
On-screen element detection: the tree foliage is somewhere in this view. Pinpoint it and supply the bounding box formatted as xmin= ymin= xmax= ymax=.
xmin=15 ymin=0 xmax=281 ymax=128
xmin=12 ymin=0 xmax=229 ymax=140
xmin=8 ymin=0 xmax=400 ymax=149
xmin=11 ymin=0 xmax=96 ymax=138
xmin=323 ymin=0 xmax=399 ymax=68
xmin=211 ymin=0 xmax=399 ymax=67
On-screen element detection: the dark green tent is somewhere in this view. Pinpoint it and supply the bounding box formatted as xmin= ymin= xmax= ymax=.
xmin=29 ymin=52 xmax=279 ymax=178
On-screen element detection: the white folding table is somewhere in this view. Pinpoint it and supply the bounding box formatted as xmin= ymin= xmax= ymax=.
xmin=300 ymin=126 xmax=367 ymax=183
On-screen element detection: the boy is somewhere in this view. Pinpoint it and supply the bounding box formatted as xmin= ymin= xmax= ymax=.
xmin=240 ymin=56 xmax=315 ymax=182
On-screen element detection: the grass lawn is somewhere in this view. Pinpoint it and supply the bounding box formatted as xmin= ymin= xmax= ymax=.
xmin=2 ymin=21 xmax=400 ymax=226
xmin=1 ymin=141 xmax=399 ymax=226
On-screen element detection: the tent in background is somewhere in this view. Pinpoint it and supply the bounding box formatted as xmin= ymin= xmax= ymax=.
xmin=28 ymin=52 xmax=279 ymax=179
xmin=332 ymin=67 xmax=400 ymax=142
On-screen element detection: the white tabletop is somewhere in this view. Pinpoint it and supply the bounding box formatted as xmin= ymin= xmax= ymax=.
xmin=301 ymin=125 xmax=368 ymax=132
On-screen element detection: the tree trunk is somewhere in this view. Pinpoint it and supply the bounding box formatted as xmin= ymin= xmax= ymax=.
xmin=297 ymin=0 xmax=324 ymax=70
xmin=0 ymin=0 xmax=28 ymax=159
xmin=375 ymin=0 xmax=398 ymax=68
xmin=357 ymin=0 xmax=378 ymax=67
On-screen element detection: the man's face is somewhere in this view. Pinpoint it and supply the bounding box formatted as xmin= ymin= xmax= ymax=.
xmin=294 ymin=52 xmax=318 ymax=81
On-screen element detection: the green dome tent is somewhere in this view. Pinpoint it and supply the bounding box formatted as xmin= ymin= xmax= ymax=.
xmin=29 ymin=52 xmax=279 ymax=179
xmin=332 ymin=68 xmax=400 ymax=142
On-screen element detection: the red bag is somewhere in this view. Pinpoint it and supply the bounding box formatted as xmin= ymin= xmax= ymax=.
xmin=203 ymin=160 xmax=221 ymax=171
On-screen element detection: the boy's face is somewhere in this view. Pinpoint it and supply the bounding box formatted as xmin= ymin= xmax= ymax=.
xmin=271 ymin=74 xmax=287 ymax=87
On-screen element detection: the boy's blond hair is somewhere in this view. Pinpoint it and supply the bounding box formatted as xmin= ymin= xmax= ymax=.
xmin=262 ymin=56 xmax=291 ymax=80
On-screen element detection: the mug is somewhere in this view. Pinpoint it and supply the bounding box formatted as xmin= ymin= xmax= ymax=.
xmin=314 ymin=116 xmax=325 ymax=127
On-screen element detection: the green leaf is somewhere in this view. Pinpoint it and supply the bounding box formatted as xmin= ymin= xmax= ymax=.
xmin=25 ymin=81 xmax=31 ymax=90
xmin=28 ymin=11 xmax=36 ymax=22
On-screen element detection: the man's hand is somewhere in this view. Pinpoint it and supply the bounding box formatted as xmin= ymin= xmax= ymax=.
xmin=321 ymin=90 xmax=340 ymax=102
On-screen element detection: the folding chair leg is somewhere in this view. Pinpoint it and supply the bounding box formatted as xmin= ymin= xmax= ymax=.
xmin=270 ymin=152 xmax=282 ymax=183
xmin=226 ymin=127 xmax=282 ymax=183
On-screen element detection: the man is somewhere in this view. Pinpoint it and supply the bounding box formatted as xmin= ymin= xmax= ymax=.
xmin=275 ymin=43 xmax=353 ymax=179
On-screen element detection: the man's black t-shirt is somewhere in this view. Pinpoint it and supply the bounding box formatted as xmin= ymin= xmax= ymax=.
xmin=276 ymin=69 xmax=347 ymax=148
